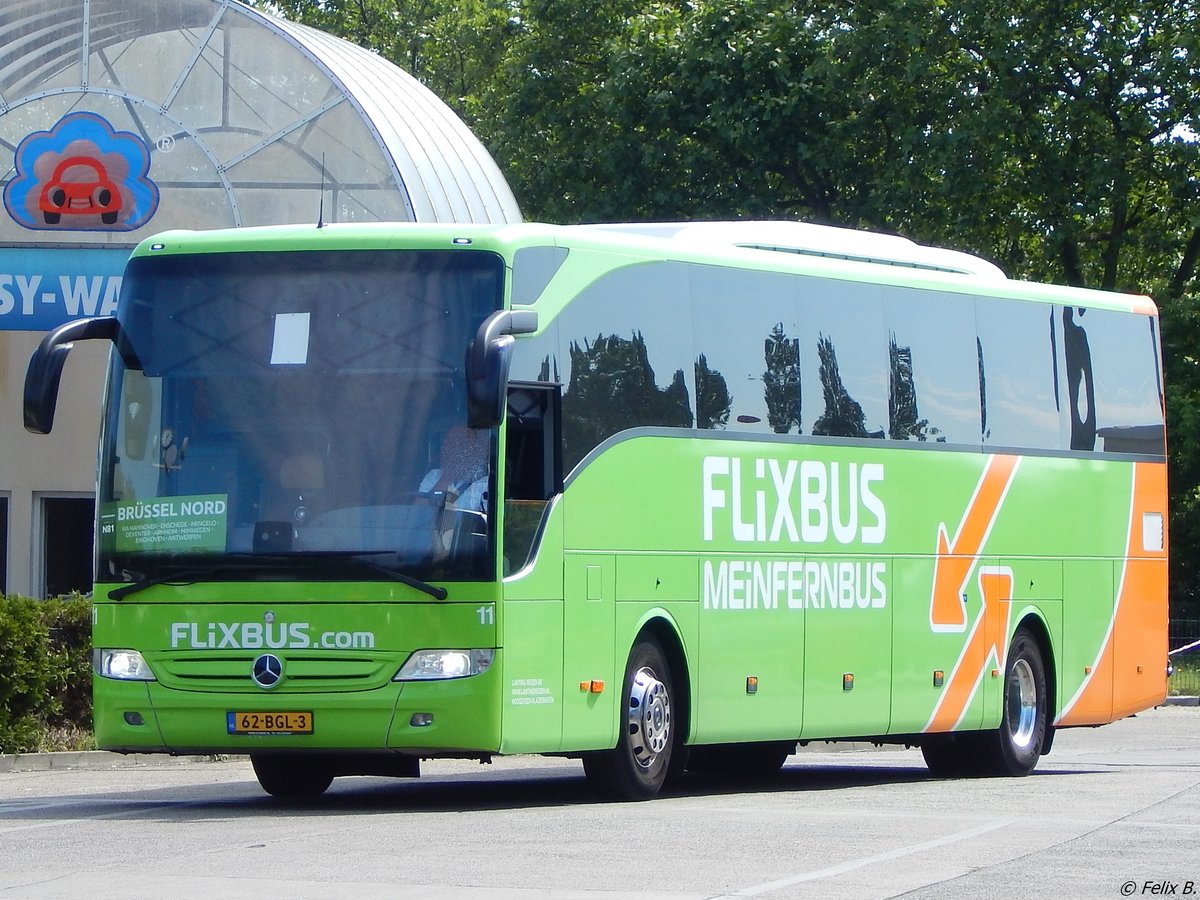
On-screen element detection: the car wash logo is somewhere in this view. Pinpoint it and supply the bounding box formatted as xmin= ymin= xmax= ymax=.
xmin=3 ymin=111 xmax=159 ymax=232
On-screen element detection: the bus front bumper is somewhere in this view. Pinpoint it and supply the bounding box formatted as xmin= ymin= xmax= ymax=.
xmin=93 ymin=669 xmax=503 ymax=756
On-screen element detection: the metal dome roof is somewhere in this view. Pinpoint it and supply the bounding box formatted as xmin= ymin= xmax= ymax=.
xmin=0 ymin=0 xmax=520 ymax=247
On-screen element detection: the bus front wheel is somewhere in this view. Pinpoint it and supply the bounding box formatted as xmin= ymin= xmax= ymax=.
xmin=583 ymin=637 xmax=678 ymax=800
xmin=251 ymin=752 xmax=336 ymax=798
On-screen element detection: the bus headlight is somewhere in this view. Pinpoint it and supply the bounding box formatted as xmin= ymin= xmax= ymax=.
xmin=93 ymin=649 xmax=157 ymax=681
xmin=394 ymin=649 xmax=494 ymax=681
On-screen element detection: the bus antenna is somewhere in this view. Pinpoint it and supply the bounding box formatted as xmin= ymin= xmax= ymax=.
xmin=317 ymin=153 xmax=326 ymax=229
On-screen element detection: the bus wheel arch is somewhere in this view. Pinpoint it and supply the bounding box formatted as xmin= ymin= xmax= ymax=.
xmin=582 ymin=620 xmax=689 ymax=799
xmin=640 ymin=616 xmax=692 ymax=784
xmin=639 ymin=616 xmax=692 ymax=747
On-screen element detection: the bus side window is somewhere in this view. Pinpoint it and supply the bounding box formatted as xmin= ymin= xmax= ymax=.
xmin=505 ymin=383 xmax=562 ymax=501
xmin=1074 ymin=307 xmax=1166 ymax=457
xmin=504 ymin=383 xmax=562 ymax=573
xmin=977 ymin=298 xmax=1061 ymax=451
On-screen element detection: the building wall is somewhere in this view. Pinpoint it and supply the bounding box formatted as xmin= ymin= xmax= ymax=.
xmin=1 ymin=331 xmax=107 ymax=596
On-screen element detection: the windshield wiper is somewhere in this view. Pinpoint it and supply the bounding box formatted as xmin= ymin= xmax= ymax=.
xmin=106 ymin=552 xmax=448 ymax=601
xmin=349 ymin=556 xmax=448 ymax=600
xmin=108 ymin=567 xmax=220 ymax=601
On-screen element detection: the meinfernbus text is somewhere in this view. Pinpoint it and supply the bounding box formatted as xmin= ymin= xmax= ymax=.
xmin=25 ymin=220 xmax=1168 ymax=799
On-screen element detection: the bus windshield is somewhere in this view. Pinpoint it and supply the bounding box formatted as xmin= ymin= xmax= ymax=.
xmin=96 ymin=248 xmax=504 ymax=587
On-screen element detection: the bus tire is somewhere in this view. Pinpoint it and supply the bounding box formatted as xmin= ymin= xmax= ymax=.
xmin=920 ymin=732 xmax=984 ymax=777
xmin=583 ymin=636 xmax=678 ymax=800
xmin=251 ymin=752 xmax=335 ymax=798
xmin=976 ymin=626 xmax=1049 ymax=776
xmin=687 ymin=741 xmax=793 ymax=779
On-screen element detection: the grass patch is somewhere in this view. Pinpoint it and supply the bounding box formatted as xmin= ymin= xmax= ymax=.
xmin=1169 ymin=655 xmax=1200 ymax=696
xmin=38 ymin=724 xmax=97 ymax=753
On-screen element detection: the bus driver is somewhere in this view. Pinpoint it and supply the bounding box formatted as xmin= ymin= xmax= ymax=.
xmin=419 ymin=425 xmax=488 ymax=514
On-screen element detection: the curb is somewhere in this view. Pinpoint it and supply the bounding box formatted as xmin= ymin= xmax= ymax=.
xmin=0 ymin=751 xmax=227 ymax=774
xmin=1165 ymin=695 xmax=1200 ymax=707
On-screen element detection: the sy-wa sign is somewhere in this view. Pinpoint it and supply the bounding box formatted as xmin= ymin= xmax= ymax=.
xmin=0 ymin=246 xmax=129 ymax=331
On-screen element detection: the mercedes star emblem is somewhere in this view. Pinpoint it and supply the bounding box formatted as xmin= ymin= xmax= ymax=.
xmin=251 ymin=653 xmax=284 ymax=689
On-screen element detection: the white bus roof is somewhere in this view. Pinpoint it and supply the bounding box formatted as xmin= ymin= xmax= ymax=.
xmin=584 ymin=221 xmax=1007 ymax=280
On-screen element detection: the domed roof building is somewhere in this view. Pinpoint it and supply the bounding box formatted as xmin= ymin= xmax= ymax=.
xmin=0 ymin=0 xmax=520 ymax=596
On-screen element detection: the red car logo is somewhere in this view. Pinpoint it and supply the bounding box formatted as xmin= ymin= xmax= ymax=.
xmin=38 ymin=156 xmax=122 ymax=225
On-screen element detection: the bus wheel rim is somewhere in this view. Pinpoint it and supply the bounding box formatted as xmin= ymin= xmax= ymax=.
xmin=1008 ymin=657 xmax=1038 ymax=749
xmin=628 ymin=667 xmax=671 ymax=769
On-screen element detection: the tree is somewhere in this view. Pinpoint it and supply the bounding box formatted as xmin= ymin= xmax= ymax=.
xmin=762 ymin=323 xmax=801 ymax=434
xmin=253 ymin=0 xmax=516 ymax=120
xmin=695 ymin=353 xmax=732 ymax=430
xmin=889 ymin=335 xmax=930 ymax=441
xmin=812 ymin=334 xmax=869 ymax=439
xmin=259 ymin=0 xmax=1200 ymax=615
xmin=562 ymin=331 xmax=692 ymax=471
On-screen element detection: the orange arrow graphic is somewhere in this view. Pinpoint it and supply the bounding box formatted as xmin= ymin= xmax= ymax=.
xmin=926 ymin=566 xmax=1014 ymax=732
xmin=923 ymin=455 xmax=1020 ymax=733
xmin=929 ymin=455 xmax=1020 ymax=632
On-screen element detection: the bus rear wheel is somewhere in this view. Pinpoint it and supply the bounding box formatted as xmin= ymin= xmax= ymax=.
xmin=976 ymin=626 xmax=1048 ymax=776
xmin=583 ymin=637 xmax=678 ymax=800
xmin=922 ymin=627 xmax=1048 ymax=778
xmin=251 ymin=752 xmax=336 ymax=798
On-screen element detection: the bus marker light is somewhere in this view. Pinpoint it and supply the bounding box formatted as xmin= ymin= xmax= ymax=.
xmin=991 ymin=669 xmax=1000 ymax=678
xmin=410 ymin=713 xmax=434 ymax=727
xmin=842 ymin=674 xmax=854 ymax=692
xmin=1085 ymin=665 xmax=1092 ymax=674
xmin=933 ymin=670 xmax=944 ymax=687
xmin=746 ymin=676 xmax=758 ymax=694
xmin=589 ymin=680 xmax=605 ymax=694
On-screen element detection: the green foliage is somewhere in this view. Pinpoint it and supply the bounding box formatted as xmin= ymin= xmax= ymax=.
xmin=1162 ymin=295 xmax=1200 ymax=619
xmin=253 ymin=0 xmax=516 ymax=120
xmin=267 ymin=0 xmax=1200 ymax=614
xmin=0 ymin=594 xmax=93 ymax=754
xmin=40 ymin=594 xmax=94 ymax=730
xmin=1169 ymin=619 xmax=1200 ymax=694
xmin=0 ymin=596 xmax=52 ymax=752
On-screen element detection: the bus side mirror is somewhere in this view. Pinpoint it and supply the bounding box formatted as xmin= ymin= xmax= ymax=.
xmin=25 ymin=316 xmax=131 ymax=434
xmin=466 ymin=310 xmax=538 ymax=428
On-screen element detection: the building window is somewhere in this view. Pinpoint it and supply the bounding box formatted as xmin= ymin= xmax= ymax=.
xmin=42 ymin=497 xmax=94 ymax=597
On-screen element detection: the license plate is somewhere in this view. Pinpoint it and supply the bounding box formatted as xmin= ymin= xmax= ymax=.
xmin=227 ymin=711 xmax=313 ymax=735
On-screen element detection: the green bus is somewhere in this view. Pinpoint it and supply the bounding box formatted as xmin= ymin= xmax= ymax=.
xmin=25 ymin=220 xmax=1168 ymax=799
